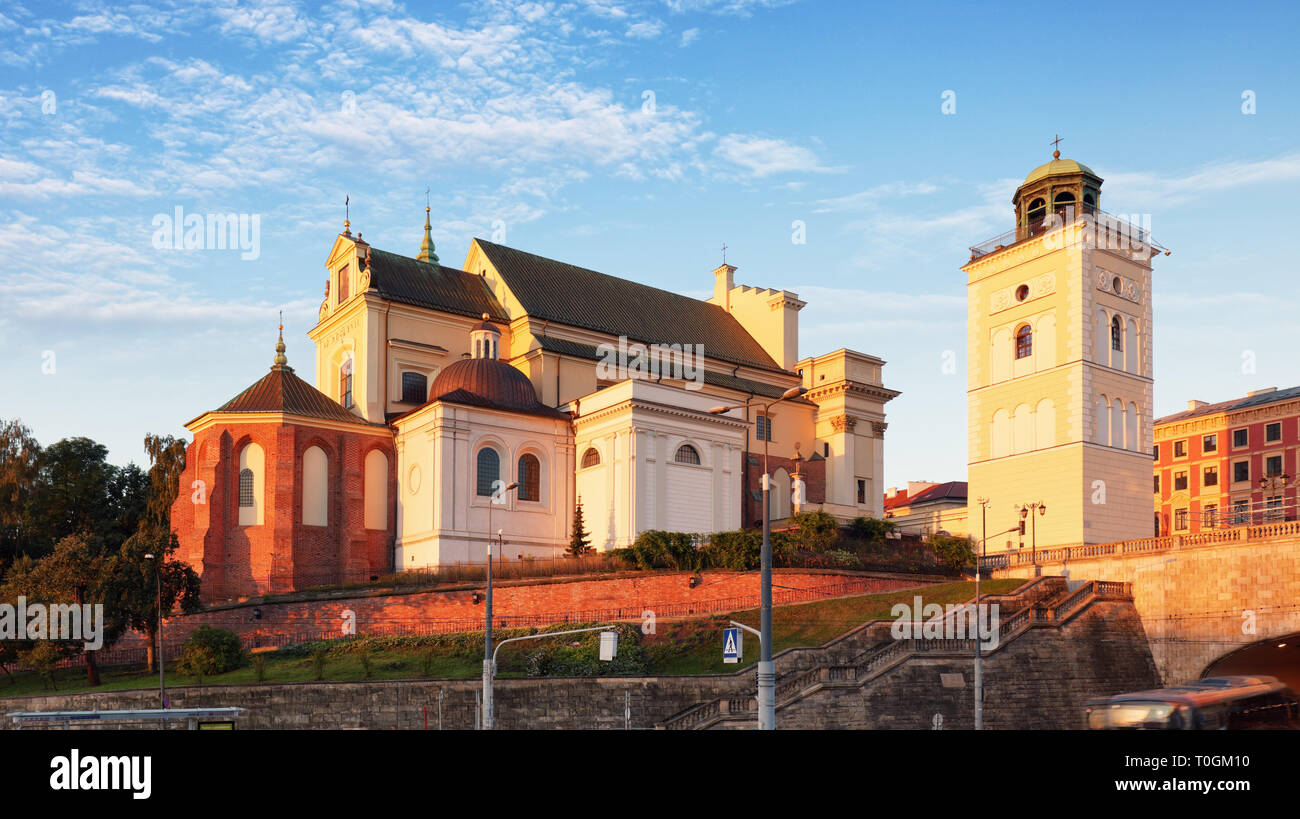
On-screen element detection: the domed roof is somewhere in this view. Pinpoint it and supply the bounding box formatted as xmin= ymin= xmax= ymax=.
xmin=1022 ymin=156 xmax=1099 ymax=187
xmin=429 ymin=357 xmax=541 ymax=413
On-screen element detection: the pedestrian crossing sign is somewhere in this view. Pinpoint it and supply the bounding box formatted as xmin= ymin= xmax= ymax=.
xmin=723 ymin=627 xmax=742 ymax=663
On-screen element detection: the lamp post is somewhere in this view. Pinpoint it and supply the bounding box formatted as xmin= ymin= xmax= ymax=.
xmin=143 ymin=552 xmax=166 ymax=708
xmin=1258 ymin=473 xmax=1291 ymax=523
xmin=709 ymin=384 xmax=807 ymax=730
xmin=1017 ymin=502 xmax=1047 ymax=575
xmin=483 ymin=480 xmax=518 ymax=730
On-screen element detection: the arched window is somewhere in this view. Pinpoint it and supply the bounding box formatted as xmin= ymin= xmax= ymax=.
xmin=239 ymin=469 xmax=254 ymax=507
xmin=517 ymin=454 xmax=540 ymax=502
xmin=237 ymin=442 xmax=264 ymax=526
xmin=340 ymin=358 xmax=353 ymax=409
xmin=581 ymin=448 xmax=601 ymax=468
xmin=302 ymin=445 xmax=328 ymax=526
xmin=401 ymin=372 xmax=427 ymax=404
xmin=1110 ymin=315 xmax=1122 ymax=352
xmin=476 ymin=447 xmax=500 ymax=497
xmin=364 ymin=449 xmax=388 ymax=530
xmin=674 ymin=444 xmax=701 ymax=465
xmin=1014 ymin=324 xmax=1032 ymax=360
xmin=1053 ymin=191 xmax=1075 ymax=208
xmin=1026 ymin=198 xmax=1046 ymax=227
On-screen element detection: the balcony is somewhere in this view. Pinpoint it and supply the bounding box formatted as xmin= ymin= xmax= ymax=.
xmin=968 ymin=205 xmax=1166 ymax=261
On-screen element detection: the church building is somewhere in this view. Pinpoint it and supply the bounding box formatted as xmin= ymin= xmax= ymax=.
xmin=172 ymin=209 xmax=898 ymax=600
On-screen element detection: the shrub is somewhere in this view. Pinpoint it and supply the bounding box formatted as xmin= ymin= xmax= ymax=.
xmin=622 ymin=530 xmax=703 ymax=571
xmin=312 ymin=648 xmax=327 ymax=681
xmin=789 ymin=510 xmax=838 ymax=552
xmin=932 ymin=535 xmax=976 ymax=570
xmin=848 ymin=516 xmax=896 ymax=543
xmin=704 ymin=529 xmax=762 ymax=570
xmin=253 ymin=654 xmax=267 ymax=684
xmin=360 ymin=651 xmax=373 ymax=679
xmin=177 ymin=626 xmax=244 ymax=677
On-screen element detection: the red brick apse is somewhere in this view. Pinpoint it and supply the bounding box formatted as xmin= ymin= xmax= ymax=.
xmin=172 ymin=331 xmax=395 ymax=602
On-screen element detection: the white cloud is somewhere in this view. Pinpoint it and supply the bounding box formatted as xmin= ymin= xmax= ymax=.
xmin=713 ymin=133 xmax=837 ymax=177
xmin=679 ymin=26 xmax=700 ymax=46
xmin=626 ymin=20 xmax=665 ymax=39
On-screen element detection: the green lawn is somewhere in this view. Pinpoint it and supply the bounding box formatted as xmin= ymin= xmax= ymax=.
xmin=0 ymin=578 xmax=1023 ymax=700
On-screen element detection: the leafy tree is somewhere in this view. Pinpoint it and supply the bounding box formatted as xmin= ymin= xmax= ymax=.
xmin=112 ymin=432 xmax=200 ymax=672
xmin=932 ymin=535 xmax=976 ymax=571
xmin=0 ymin=534 xmax=126 ymax=686
xmin=176 ymin=625 xmax=243 ymax=678
xmin=22 ymin=437 xmax=116 ymax=557
xmin=0 ymin=420 xmax=42 ymax=569
xmin=567 ymin=501 xmax=593 ymax=557
xmin=626 ymin=530 xmax=702 ymax=572
xmin=789 ymin=510 xmax=839 ymax=552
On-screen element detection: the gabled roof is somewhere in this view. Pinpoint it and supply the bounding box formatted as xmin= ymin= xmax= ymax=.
xmin=1155 ymin=385 xmax=1300 ymax=425
xmin=366 ymin=247 xmax=508 ymax=321
xmin=532 ymin=335 xmax=791 ymax=398
xmin=473 ymin=239 xmax=786 ymax=373
xmin=213 ymin=366 xmax=380 ymax=426
xmin=883 ymin=481 xmax=968 ymax=511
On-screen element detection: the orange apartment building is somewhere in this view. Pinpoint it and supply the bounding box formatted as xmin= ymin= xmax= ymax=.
xmin=1153 ymin=386 xmax=1300 ymax=536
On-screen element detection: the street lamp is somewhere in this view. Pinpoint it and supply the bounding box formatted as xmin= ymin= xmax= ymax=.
xmin=143 ymin=552 xmax=166 ymax=708
xmin=1017 ymin=502 xmax=1047 ymax=575
xmin=483 ymin=480 xmax=518 ymax=730
xmin=708 ymin=384 xmax=807 ymax=730
xmin=1258 ymin=473 xmax=1291 ymax=523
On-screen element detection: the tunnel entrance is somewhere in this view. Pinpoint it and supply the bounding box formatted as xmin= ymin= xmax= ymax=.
xmin=1202 ymin=632 xmax=1300 ymax=692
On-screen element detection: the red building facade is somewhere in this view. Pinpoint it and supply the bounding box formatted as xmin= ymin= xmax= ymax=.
xmin=172 ymin=332 xmax=396 ymax=602
xmin=1153 ymin=386 xmax=1300 ymax=536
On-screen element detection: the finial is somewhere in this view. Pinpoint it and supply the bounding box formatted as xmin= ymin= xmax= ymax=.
xmin=482 ymin=312 xmax=490 ymax=321
xmin=272 ymin=311 xmax=291 ymax=370
xmin=417 ymin=198 xmax=439 ymax=265
xmin=721 ymin=241 xmax=727 ymax=265
xmin=1050 ymin=134 xmax=1063 ymax=160
xmin=343 ymin=195 xmax=352 ymax=236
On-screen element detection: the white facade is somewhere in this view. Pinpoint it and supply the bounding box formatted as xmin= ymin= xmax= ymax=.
xmin=573 ymin=380 xmax=747 ymax=550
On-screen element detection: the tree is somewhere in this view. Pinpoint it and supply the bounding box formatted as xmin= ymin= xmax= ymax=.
xmin=113 ymin=433 xmax=199 ymax=673
xmin=932 ymin=535 xmax=976 ymax=571
xmin=789 ymin=510 xmax=838 ymax=552
xmin=0 ymin=420 xmax=42 ymax=569
xmin=22 ymin=437 xmax=116 ymax=557
xmin=0 ymin=533 xmax=125 ymax=686
xmin=114 ymin=530 xmax=201 ymax=672
xmin=848 ymin=516 xmax=897 ymax=543
xmin=567 ymin=501 xmax=592 ymax=557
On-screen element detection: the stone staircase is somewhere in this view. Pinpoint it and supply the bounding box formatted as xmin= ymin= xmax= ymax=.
xmin=658 ymin=576 xmax=1135 ymax=729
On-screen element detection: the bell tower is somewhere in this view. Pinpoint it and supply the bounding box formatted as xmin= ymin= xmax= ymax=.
xmin=964 ymin=147 xmax=1166 ymax=551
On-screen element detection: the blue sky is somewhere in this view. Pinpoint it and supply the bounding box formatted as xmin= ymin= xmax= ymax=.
xmin=2 ymin=0 xmax=1299 ymax=490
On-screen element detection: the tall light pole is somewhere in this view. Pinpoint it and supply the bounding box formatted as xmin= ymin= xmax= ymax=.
xmin=143 ymin=552 xmax=166 ymax=708
xmin=483 ymin=480 xmax=517 ymax=730
xmin=709 ymin=384 xmax=807 ymax=730
xmin=975 ymin=498 xmax=988 ymax=730
xmin=1017 ymin=502 xmax=1046 ymax=575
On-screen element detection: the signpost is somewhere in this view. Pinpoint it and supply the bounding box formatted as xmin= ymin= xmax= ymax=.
xmin=722 ymin=627 xmax=743 ymax=664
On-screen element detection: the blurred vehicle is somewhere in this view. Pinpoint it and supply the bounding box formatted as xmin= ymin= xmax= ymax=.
xmin=1084 ymin=675 xmax=1300 ymax=729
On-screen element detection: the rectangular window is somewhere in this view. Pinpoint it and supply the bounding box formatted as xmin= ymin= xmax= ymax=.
xmin=1152 ymin=444 xmax=1160 ymax=461
xmin=1203 ymin=466 xmax=1218 ymax=487
xmin=1174 ymin=508 xmax=1188 ymax=531
xmin=1266 ymin=495 xmax=1283 ymax=521
xmin=337 ymin=265 xmax=350 ymax=302
xmin=1174 ymin=440 xmax=1187 ymax=458
xmin=856 ymin=479 xmax=866 ymax=504
xmin=1266 ymin=455 xmax=1283 ymax=477
xmin=1266 ymin=422 xmax=1282 ymax=442
xmin=1232 ymin=499 xmax=1250 ymax=525
xmin=400 ymin=371 xmax=428 ymax=404
xmin=1233 ymin=428 xmax=1248 ymax=448
xmin=1233 ymin=461 xmax=1250 ymax=483
xmin=755 ymin=414 xmax=773 ymax=442
xmin=1153 ymin=474 xmax=1160 ymax=493
xmin=823 ymin=442 xmax=830 ymax=457
xmin=1202 ymin=434 xmax=1217 ymax=453
xmin=1203 ymin=504 xmax=1218 ymax=529
xmin=1174 ymin=471 xmax=1187 ymax=491
xmin=1154 ymin=513 xmax=1161 ymax=536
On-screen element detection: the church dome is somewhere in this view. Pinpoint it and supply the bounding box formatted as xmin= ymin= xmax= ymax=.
xmin=1022 ymin=156 xmax=1098 ymax=187
xmin=429 ymin=357 xmax=540 ymax=412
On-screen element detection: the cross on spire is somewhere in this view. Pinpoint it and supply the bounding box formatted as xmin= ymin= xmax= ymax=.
xmin=721 ymin=242 xmax=728 ymax=265
xmin=343 ymin=195 xmax=351 ymax=235
xmin=1050 ymin=134 xmax=1063 ymax=159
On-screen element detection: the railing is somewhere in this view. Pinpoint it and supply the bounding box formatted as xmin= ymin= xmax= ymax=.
xmin=969 ymin=205 xmax=1165 ymax=260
